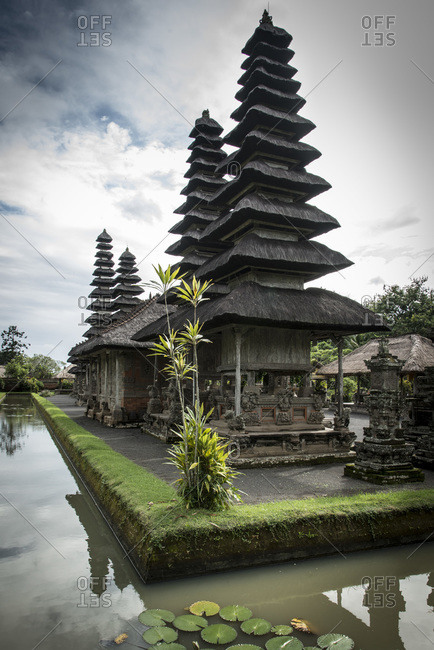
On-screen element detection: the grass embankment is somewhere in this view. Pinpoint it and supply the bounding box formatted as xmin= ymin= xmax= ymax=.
xmin=33 ymin=394 xmax=434 ymax=582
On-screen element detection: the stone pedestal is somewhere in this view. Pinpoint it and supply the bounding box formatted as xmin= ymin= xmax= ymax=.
xmin=345 ymin=339 xmax=424 ymax=484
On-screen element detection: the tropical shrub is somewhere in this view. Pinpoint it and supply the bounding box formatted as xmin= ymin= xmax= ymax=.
xmin=149 ymin=265 xmax=242 ymax=510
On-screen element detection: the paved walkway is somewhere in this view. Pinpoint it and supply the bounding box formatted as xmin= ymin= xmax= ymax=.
xmin=48 ymin=395 xmax=434 ymax=505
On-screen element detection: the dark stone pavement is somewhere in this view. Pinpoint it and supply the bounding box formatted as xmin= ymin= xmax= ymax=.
xmin=48 ymin=395 xmax=434 ymax=505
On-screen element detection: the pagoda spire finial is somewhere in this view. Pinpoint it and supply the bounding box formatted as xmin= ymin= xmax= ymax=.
xmin=260 ymin=8 xmax=273 ymax=24
xmin=202 ymin=109 xmax=210 ymax=119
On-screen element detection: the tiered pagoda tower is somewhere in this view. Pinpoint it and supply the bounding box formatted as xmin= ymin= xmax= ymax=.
xmin=134 ymin=11 xmax=388 ymax=452
xmin=165 ymin=110 xmax=228 ymax=280
xmin=110 ymin=247 xmax=143 ymax=322
xmin=196 ymin=10 xmax=352 ymax=290
xmin=83 ymin=229 xmax=116 ymax=338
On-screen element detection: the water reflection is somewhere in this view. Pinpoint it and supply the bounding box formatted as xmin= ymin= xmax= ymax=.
xmin=0 ymin=396 xmax=34 ymax=455
xmin=65 ymin=492 xmax=131 ymax=596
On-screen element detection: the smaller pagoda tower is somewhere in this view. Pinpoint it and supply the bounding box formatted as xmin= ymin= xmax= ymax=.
xmin=110 ymin=247 xmax=143 ymax=322
xmin=345 ymin=339 xmax=424 ymax=484
xmin=83 ymin=229 xmax=116 ymax=338
xmin=165 ymin=110 xmax=228 ymax=279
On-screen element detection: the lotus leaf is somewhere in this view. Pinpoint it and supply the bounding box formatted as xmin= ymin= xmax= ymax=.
xmin=227 ymin=645 xmax=263 ymax=650
xmin=189 ymin=601 xmax=220 ymax=616
xmin=317 ymin=633 xmax=354 ymax=649
xmin=149 ymin=644 xmax=186 ymax=650
xmin=271 ymin=626 xmax=293 ymax=636
xmin=173 ymin=615 xmax=209 ymax=632
xmin=241 ymin=618 xmax=272 ymax=636
xmin=142 ymin=627 xmax=178 ymax=645
xmin=201 ymin=623 xmax=238 ymax=644
xmin=219 ymin=605 xmax=253 ymax=622
xmin=265 ymin=636 xmax=303 ymax=650
xmin=138 ymin=611 xmax=168 ymax=627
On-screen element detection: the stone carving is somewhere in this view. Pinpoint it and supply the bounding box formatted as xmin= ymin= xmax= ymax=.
xmin=277 ymin=389 xmax=294 ymax=411
xmin=334 ymin=407 xmax=350 ymax=429
xmin=243 ymin=411 xmax=260 ymax=425
xmin=241 ymin=391 xmax=259 ymax=412
xmin=277 ymin=411 xmax=292 ymax=425
xmin=224 ymin=410 xmax=245 ymax=431
xmin=308 ymin=410 xmax=325 ymax=424
xmin=345 ymin=341 xmax=424 ymax=484
xmin=147 ymin=384 xmax=162 ymax=414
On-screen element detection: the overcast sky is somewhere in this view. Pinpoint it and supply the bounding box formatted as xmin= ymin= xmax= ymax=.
xmin=0 ymin=0 xmax=433 ymax=362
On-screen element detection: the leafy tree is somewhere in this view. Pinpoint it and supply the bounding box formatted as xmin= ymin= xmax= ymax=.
xmin=5 ymin=355 xmax=32 ymax=381
xmin=368 ymin=277 xmax=434 ymax=338
xmin=28 ymin=355 xmax=60 ymax=379
xmin=0 ymin=326 xmax=29 ymax=364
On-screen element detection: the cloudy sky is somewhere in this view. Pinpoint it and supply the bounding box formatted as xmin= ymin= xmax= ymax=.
xmin=1 ymin=0 xmax=433 ymax=362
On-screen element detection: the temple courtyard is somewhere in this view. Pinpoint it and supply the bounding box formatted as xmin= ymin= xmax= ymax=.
xmin=49 ymin=394 xmax=434 ymax=505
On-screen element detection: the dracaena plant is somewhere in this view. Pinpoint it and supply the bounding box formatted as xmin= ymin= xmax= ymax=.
xmin=148 ymin=265 xmax=241 ymax=509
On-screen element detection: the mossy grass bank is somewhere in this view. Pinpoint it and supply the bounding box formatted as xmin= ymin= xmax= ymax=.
xmin=33 ymin=394 xmax=434 ymax=582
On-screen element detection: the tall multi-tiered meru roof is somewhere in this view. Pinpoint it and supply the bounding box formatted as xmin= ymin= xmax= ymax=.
xmin=110 ymin=247 xmax=143 ymax=322
xmin=83 ymin=229 xmax=116 ymax=338
xmin=165 ymin=109 xmax=228 ymax=296
xmin=134 ymin=11 xmax=387 ymax=341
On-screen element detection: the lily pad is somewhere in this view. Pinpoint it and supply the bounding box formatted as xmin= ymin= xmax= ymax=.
xmin=271 ymin=626 xmax=293 ymax=636
xmin=142 ymin=627 xmax=178 ymax=645
xmin=201 ymin=623 xmax=238 ymax=644
xmin=317 ymin=634 xmax=354 ymax=649
xmin=138 ymin=609 xmax=175 ymax=626
xmin=189 ymin=601 xmax=220 ymax=616
xmin=138 ymin=611 xmax=168 ymax=627
xmin=219 ymin=605 xmax=253 ymax=622
xmin=241 ymin=618 xmax=272 ymax=636
xmin=266 ymin=636 xmax=303 ymax=650
xmin=148 ymin=645 xmax=186 ymax=650
xmin=173 ymin=615 xmax=209 ymax=632
xmin=227 ymin=646 xmax=263 ymax=650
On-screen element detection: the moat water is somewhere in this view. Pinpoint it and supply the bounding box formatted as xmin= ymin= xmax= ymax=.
xmin=0 ymin=393 xmax=433 ymax=649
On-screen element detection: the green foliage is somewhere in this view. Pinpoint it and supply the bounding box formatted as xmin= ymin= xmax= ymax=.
xmin=368 ymin=276 xmax=434 ymax=337
xmin=5 ymin=355 xmax=31 ymax=381
xmin=201 ymin=623 xmax=237 ymax=644
xmin=0 ymin=325 xmax=29 ymax=364
xmin=173 ymin=615 xmax=208 ymax=631
xmin=240 ymin=619 xmax=272 ymax=635
xmin=189 ymin=601 xmax=220 ymax=616
xmin=220 ymin=605 xmax=253 ymax=622
xmin=169 ymin=406 xmax=241 ymax=510
xmin=150 ymin=265 xmax=241 ymax=511
xmin=28 ymin=354 xmax=60 ymax=379
xmin=343 ymin=377 xmax=357 ymax=401
xmin=21 ymin=377 xmax=44 ymax=393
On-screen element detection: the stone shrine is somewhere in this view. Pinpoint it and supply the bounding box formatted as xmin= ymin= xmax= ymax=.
xmin=403 ymin=366 xmax=434 ymax=470
xmin=345 ymin=339 xmax=424 ymax=484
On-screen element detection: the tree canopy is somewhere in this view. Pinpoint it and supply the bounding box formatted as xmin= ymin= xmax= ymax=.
xmin=0 ymin=326 xmax=29 ymax=364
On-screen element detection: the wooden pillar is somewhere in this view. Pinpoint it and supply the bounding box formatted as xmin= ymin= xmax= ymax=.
xmin=234 ymin=328 xmax=242 ymax=416
xmin=337 ymin=337 xmax=344 ymax=417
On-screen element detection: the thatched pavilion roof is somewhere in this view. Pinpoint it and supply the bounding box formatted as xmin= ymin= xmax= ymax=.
xmin=317 ymin=334 xmax=434 ymax=376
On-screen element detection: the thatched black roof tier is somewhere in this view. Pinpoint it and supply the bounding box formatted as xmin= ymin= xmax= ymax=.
xmin=133 ymin=282 xmax=389 ymax=342
xmin=188 ymin=133 xmax=223 ymax=150
xmin=241 ymin=42 xmax=294 ymax=68
xmin=209 ymin=159 xmax=330 ymax=207
xmin=224 ymin=105 xmax=315 ymax=147
xmin=188 ymin=110 xmax=224 ymax=138
xmin=242 ymin=11 xmax=292 ymax=54
xmin=236 ymin=67 xmax=301 ymax=101
xmin=96 ymin=229 xmax=112 ymax=243
xmin=112 ymin=282 xmax=142 ymax=297
xmin=199 ymin=192 xmax=340 ymax=242
xmin=90 ymin=276 xmax=115 ymax=287
xmin=92 ymin=267 xmax=115 ymax=277
xmin=174 ymin=189 xmax=217 ymax=215
xmin=194 ymin=233 xmax=352 ymax=283
xmin=165 ymin=230 xmax=226 ymax=257
xmin=215 ymin=130 xmax=321 ymax=173
xmin=239 ymin=57 xmax=301 ymax=89
xmin=186 ymin=146 xmax=227 ymax=164
xmin=231 ymin=86 xmax=305 ymax=122
xmin=169 ymin=211 xmax=216 ymax=235
xmin=70 ymin=297 xmax=170 ymax=356
xmin=180 ymin=173 xmax=226 ymax=196
xmin=171 ymin=251 xmax=210 ymax=272
xmin=184 ymin=158 xmax=219 ymax=178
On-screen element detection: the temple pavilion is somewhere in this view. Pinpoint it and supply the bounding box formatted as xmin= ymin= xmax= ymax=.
xmin=132 ymin=11 xmax=387 ymax=460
